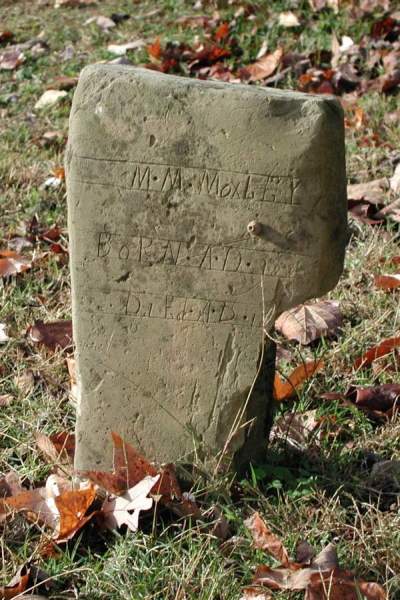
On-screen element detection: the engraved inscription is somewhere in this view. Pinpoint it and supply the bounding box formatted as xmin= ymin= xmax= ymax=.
xmin=96 ymin=231 xmax=308 ymax=279
xmin=72 ymin=155 xmax=300 ymax=205
xmin=83 ymin=288 xmax=261 ymax=329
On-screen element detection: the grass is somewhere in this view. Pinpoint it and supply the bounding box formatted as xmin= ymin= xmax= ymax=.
xmin=1 ymin=0 xmax=400 ymax=598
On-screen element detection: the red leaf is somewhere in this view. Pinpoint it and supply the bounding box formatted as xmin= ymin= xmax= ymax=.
xmin=354 ymin=337 xmax=400 ymax=369
xmin=84 ymin=432 xmax=182 ymax=501
xmin=374 ymin=274 xmax=400 ymax=290
xmin=0 ymin=250 xmax=31 ymax=277
xmin=214 ymin=22 xmax=229 ymax=41
xmin=274 ymin=360 xmax=324 ymax=401
xmin=28 ymin=320 xmax=73 ymax=350
xmin=54 ymin=485 xmax=97 ymax=542
xmin=0 ymin=565 xmax=30 ymax=600
xmin=147 ymin=37 xmax=162 ymax=59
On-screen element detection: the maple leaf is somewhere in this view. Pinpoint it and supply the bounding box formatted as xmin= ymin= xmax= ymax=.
xmin=84 ymin=432 xmax=181 ymax=500
xmin=274 ymin=360 xmax=324 ymax=401
xmin=275 ymin=301 xmax=342 ymax=345
xmin=101 ymin=475 xmax=160 ymax=532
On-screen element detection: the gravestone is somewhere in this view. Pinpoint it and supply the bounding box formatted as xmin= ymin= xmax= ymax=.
xmin=66 ymin=65 xmax=347 ymax=473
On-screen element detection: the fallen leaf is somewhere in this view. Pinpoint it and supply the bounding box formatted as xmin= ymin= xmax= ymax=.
xmin=54 ymin=484 xmax=96 ymax=541
xmin=0 ymin=394 xmax=13 ymax=407
xmin=274 ymin=360 xmax=324 ymax=401
xmin=374 ymin=273 xmax=400 ymax=290
xmin=84 ymin=432 xmax=181 ymax=500
xmin=85 ymin=15 xmax=116 ymax=31
xmin=244 ymin=47 xmax=283 ymax=81
xmin=0 ymin=323 xmax=9 ymax=343
xmin=14 ymin=370 xmax=35 ymax=396
xmin=278 ymin=12 xmax=300 ymax=27
xmin=275 ymin=301 xmax=342 ymax=345
xmin=270 ymin=410 xmax=320 ymax=451
xmin=0 ymin=249 xmax=31 ymax=277
xmin=0 ymin=30 xmax=14 ymax=44
xmin=240 ymin=588 xmax=272 ymax=600
xmin=347 ymin=179 xmax=388 ymax=204
xmin=67 ymin=356 xmax=79 ymax=405
xmin=214 ymin=22 xmax=230 ymax=41
xmin=101 ymin=474 xmax=159 ymax=532
xmin=147 ymin=37 xmax=162 ymax=59
xmin=305 ymin=569 xmax=387 ymax=600
xmin=107 ymin=40 xmax=145 ymax=55
xmin=244 ymin=512 xmax=290 ymax=566
xmin=35 ymin=431 xmax=75 ymax=472
xmin=48 ymin=76 xmax=78 ymax=91
xmin=0 ymin=565 xmax=30 ymax=599
xmin=374 ymin=198 xmax=400 ymax=223
xmin=34 ymin=90 xmax=68 ymax=110
xmin=55 ymin=0 xmax=96 ymax=6
xmin=0 ymin=471 xmax=23 ymax=498
xmin=0 ymin=48 xmax=24 ymax=70
xmin=390 ymin=163 xmax=400 ymax=194
xmin=28 ymin=320 xmax=73 ymax=350
xmin=354 ymin=336 xmax=400 ymax=369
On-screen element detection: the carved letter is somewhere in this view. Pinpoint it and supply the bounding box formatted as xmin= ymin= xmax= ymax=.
xmin=97 ymin=231 xmax=112 ymax=258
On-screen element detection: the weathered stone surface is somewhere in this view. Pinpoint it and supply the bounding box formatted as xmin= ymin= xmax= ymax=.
xmin=66 ymin=65 xmax=347 ymax=472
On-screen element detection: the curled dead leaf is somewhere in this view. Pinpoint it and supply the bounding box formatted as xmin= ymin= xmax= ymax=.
xmin=28 ymin=320 xmax=73 ymax=350
xmin=354 ymin=336 xmax=400 ymax=370
xmin=0 ymin=250 xmax=31 ymax=277
xmin=244 ymin=47 xmax=283 ymax=81
xmin=274 ymin=360 xmax=324 ymax=401
xmin=275 ymin=301 xmax=342 ymax=345
xmin=244 ymin=512 xmax=289 ymax=566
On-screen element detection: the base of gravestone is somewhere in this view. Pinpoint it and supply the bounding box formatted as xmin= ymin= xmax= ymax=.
xmin=230 ymin=338 xmax=276 ymax=475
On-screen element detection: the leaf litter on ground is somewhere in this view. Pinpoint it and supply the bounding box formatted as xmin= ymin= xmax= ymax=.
xmin=244 ymin=512 xmax=386 ymax=599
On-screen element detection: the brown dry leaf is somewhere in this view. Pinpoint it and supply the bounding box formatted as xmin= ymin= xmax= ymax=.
xmin=305 ymin=569 xmax=386 ymax=599
xmin=245 ymin=47 xmax=283 ymax=81
xmin=101 ymin=474 xmax=160 ymax=532
xmin=0 ymin=565 xmax=30 ymax=599
xmin=84 ymin=432 xmax=181 ymax=501
xmin=374 ymin=273 xmax=400 ymax=290
xmin=28 ymin=319 xmax=73 ymax=350
xmin=244 ymin=512 xmax=290 ymax=566
xmin=354 ymin=336 xmax=400 ymax=369
xmin=270 ymin=410 xmax=320 ymax=451
xmin=0 ymin=48 xmax=24 ymax=70
xmin=374 ymin=198 xmax=400 ymax=223
xmin=0 ymin=394 xmax=13 ymax=406
xmin=275 ymin=301 xmax=342 ymax=345
xmin=347 ymin=179 xmax=388 ymax=204
xmin=14 ymin=370 xmax=35 ymax=396
xmin=240 ymin=588 xmax=272 ymax=599
xmin=35 ymin=431 xmax=75 ymax=473
xmin=54 ymin=484 xmax=96 ymax=541
xmin=0 ymin=471 xmax=23 ymax=498
xmin=0 ymin=249 xmax=31 ymax=277
xmin=55 ymin=0 xmax=95 ymax=6
xmin=66 ymin=356 xmax=79 ymax=405
xmin=274 ymin=360 xmax=324 ymax=401
xmin=48 ymin=76 xmax=78 ymax=91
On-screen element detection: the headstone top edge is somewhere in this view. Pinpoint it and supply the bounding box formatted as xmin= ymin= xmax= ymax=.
xmin=77 ymin=63 xmax=342 ymax=108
